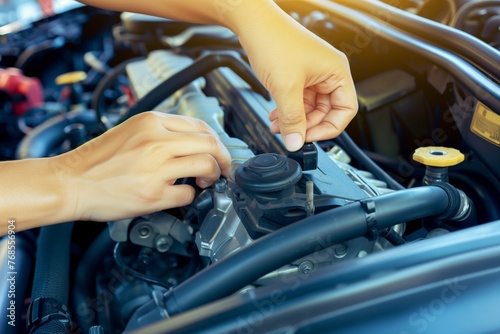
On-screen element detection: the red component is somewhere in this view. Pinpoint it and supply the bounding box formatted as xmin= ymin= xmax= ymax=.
xmin=0 ymin=68 xmax=43 ymax=116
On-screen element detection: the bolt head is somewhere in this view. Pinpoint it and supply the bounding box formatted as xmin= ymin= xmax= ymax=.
xmin=154 ymin=235 xmax=173 ymax=253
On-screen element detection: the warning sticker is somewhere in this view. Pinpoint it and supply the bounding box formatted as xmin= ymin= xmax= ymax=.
xmin=471 ymin=102 xmax=500 ymax=147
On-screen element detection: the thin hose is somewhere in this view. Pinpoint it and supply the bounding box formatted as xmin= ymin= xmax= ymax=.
xmin=113 ymin=243 xmax=175 ymax=290
xmin=164 ymin=185 xmax=453 ymax=315
xmin=118 ymin=52 xmax=270 ymax=124
xmin=335 ymin=132 xmax=405 ymax=191
xmin=91 ymin=57 xmax=144 ymax=132
xmin=452 ymin=0 xmax=500 ymax=29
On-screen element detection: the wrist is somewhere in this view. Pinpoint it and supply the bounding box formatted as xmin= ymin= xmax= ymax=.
xmin=220 ymin=0 xmax=284 ymax=36
xmin=47 ymin=154 xmax=82 ymax=223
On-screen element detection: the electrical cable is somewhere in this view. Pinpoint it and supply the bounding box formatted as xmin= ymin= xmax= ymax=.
xmin=113 ymin=243 xmax=175 ymax=290
xmin=335 ymin=132 xmax=405 ymax=190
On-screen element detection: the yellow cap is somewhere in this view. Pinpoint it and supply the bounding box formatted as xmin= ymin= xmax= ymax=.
xmin=55 ymin=71 xmax=87 ymax=85
xmin=413 ymin=146 xmax=465 ymax=167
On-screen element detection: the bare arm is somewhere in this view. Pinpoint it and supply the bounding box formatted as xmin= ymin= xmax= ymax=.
xmin=1 ymin=113 xmax=231 ymax=234
xmin=78 ymin=0 xmax=271 ymax=34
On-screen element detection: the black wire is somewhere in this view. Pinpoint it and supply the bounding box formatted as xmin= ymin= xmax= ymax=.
xmin=118 ymin=52 xmax=270 ymax=124
xmin=91 ymin=57 xmax=144 ymax=132
xmin=335 ymin=132 xmax=405 ymax=191
xmin=113 ymin=243 xmax=175 ymax=290
xmin=381 ymin=228 xmax=406 ymax=246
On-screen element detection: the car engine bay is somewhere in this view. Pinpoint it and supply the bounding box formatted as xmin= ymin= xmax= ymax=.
xmin=1 ymin=0 xmax=500 ymax=333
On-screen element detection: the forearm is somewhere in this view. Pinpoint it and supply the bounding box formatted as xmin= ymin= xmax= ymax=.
xmin=0 ymin=158 xmax=70 ymax=233
xmin=78 ymin=0 xmax=279 ymax=36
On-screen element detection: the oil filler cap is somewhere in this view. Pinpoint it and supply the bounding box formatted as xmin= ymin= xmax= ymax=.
xmin=235 ymin=153 xmax=302 ymax=194
xmin=413 ymin=146 xmax=464 ymax=167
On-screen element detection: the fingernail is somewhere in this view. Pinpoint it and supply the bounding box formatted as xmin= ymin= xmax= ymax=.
xmin=285 ymin=133 xmax=303 ymax=152
xmin=198 ymin=179 xmax=211 ymax=189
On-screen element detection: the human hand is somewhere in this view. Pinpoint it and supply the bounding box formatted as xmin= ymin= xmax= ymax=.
xmin=53 ymin=112 xmax=231 ymax=222
xmin=237 ymin=3 xmax=358 ymax=152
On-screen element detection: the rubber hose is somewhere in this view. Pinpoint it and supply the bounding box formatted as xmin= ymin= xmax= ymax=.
xmin=452 ymin=0 xmax=500 ymax=29
xmin=33 ymin=321 xmax=68 ymax=334
xmin=326 ymin=0 xmax=500 ymax=79
xmin=164 ymin=185 xmax=451 ymax=315
xmin=381 ymin=228 xmax=406 ymax=245
xmin=336 ymin=132 xmax=405 ymax=190
xmin=72 ymin=229 xmax=115 ymax=333
xmin=16 ymin=109 xmax=97 ymax=160
xmin=481 ymin=15 xmax=500 ymax=40
xmin=31 ymin=223 xmax=73 ymax=304
xmin=119 ymin=52 xmax=270 ymax=123
xmin=91 ymin=57 xmax=144 ymax=132
xmin=132 ymin=225 xmax=500 ymax=334
xmin=15 ymin=36 xmax=66 ymax=70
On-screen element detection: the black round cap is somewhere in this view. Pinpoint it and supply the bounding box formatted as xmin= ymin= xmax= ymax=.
xmin=235 ymin=154 xmax=302 ymax=194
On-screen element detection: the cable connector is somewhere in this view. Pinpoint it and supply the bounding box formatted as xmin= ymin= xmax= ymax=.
xmin=287 ymin=143 xmax=318 ymax=171
xmin=360 ymin=199 xmax=379 ymax=241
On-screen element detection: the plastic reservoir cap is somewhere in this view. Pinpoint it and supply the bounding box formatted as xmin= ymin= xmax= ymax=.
xmin=413 ymin=146 xmax=465 ymax=167
xmin=235 ymin=153 xmax=302 ymax=193
xmin=55 ymin=71 xmax=87 ymax=85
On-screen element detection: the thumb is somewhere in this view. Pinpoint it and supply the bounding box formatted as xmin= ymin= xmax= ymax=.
xmin=272 ymin=85 xmax=306 ymax=152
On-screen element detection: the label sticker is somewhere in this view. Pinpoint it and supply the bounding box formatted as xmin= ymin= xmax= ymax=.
xmin=470 ymin=102 xmax=500 ymax=147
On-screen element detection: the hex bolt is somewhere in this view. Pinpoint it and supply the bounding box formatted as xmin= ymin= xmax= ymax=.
xmin=137 ymin=225 xmax=152 ymax=239
xmin=298 ymin=260 xmax=314 ymax=275
xmin=154 ymin=235 xmax=173 ymax=253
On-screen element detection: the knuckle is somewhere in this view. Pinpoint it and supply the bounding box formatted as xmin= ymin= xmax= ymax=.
xmin=177 ymin=187 xmax=195 ymax=205
xmin=136 ymin=184 xmax=162 ymax=203
xmin=134 ymin=111 xmax=158 ymax=125
xmin=197 ymin=154 xmax=219 ymax=174
xmin=205 ymin=133 xmax=223 ymax=152
xmin=191 ymin=118 xmax=212 ymax=132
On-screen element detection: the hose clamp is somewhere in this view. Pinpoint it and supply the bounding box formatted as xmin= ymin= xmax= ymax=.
xmin=26 ymin=297 xmax=73 ymax=334
xmin=360 ymin=199 xmax=379 ymax=241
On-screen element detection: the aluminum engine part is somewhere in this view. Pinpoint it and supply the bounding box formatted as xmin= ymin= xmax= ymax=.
xmin=195 ymin=180 xmax=253 ymax=263
xmin=108 ymin=212 xmax=194 ymax=256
